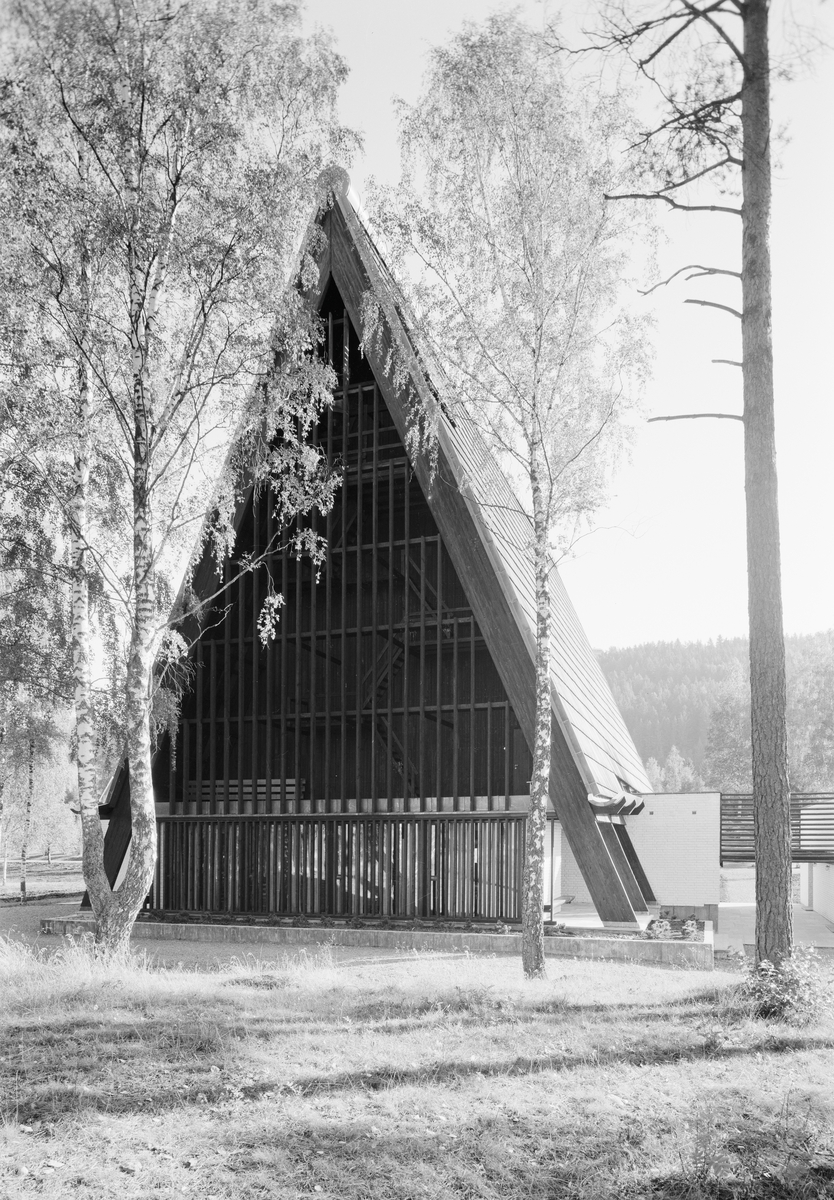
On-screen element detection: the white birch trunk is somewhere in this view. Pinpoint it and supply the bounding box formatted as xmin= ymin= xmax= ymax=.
xmin=82 ymin=161 xmax=172 ymax=955
xmin=521 ymin=461 xmax=550 ymax=979
xmin=93 ymin=212 xmax=161 ymax=955
xmin=0 ymin=724 xmax=5 ymax=890
xmin=72 ymin=239 xmax=114 ymax=931
xmin=19 ymin=739 xmax=35 ymax=902
xmin=99 ymin=449 xmax=158 ymax=955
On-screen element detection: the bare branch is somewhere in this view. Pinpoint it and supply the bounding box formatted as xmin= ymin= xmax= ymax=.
xmin=638 ymin=264 xmax=741 ymax=295
xmin=587 ymin=2 xmax=740 ymax=62
xmin=679 ymin=0 xmax=746 ymax=67
xmin=655 ymin=156 xmax=742 ymax=194
xmin=605 ymin=192 xmax=742 ymax=216
xmin=684 ymin=298 xmax=742 ymax=318
xmin=712 ymin=358 xmax=743 ymax=367
xmin=648 ymin=412 xmax=743 ymax=423
xmin=637 ymin=9 xmax=708 ymax=66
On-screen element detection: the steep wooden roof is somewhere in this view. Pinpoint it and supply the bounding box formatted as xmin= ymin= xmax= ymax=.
xmin=319 ymin=174 xmax=650 ymax=801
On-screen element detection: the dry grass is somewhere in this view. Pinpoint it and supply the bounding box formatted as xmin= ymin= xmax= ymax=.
xmin=2 ymin=936 xmax=834 ymax=1198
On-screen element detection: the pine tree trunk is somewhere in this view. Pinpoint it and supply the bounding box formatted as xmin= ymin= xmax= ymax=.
xmin=742 ymin=0 xmax=792 ymax=964
xmin=521 ymin=473 xmax=550 ymax=979
xmin=20 ymin=738 xmax=34 ymax=902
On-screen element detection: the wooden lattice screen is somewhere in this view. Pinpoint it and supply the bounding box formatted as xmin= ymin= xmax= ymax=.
xmin=153 ymin=281 xmax=532 ymax=816
xmin=151 ymin=812 xmax=527 ymax=921
xmin=720 ymin=793 xmax=834 ymax=862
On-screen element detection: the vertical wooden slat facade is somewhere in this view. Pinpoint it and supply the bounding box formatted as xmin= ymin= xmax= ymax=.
xmin=151 ymin=812 xmax=527 ymax=922
xmin=153 ymin=280 xmax=533 ymax=834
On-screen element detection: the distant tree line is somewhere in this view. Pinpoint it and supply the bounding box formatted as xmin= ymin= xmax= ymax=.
xmin=598 ymin=632 xmax=834 ymax=793
xmin=0 ymin=715 xmax=80 ymax=880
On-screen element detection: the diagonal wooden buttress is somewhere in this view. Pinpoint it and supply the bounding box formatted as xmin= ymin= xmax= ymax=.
xmin=324 ymin=202 xmax=650 ymax=926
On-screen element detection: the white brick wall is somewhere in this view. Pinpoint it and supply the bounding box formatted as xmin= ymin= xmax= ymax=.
xmin=801 ymin=862 xmax=834 ymax=924
xmin=554 ymin=793 xmax=721 ymax=915
xmin=627 ymin=792 xmax=720 ymax=908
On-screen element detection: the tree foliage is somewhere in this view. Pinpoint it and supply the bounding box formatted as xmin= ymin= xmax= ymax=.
xmin=0 ymin=0 xmax=355 ymax=950
xmin=600 ymin=632 xmax=834 ymax=794
xmin=644 ymin=744 xmax=704 ymax=794
xmin=2 ymin=0 xmax=352 ymax=603
xmin=366 ymin=14 xmax=653 ymax=976
xmin=368 ymin=16 xmax=653 ymax=534
xmin=0 ymin=718 xmax=79 ymax=866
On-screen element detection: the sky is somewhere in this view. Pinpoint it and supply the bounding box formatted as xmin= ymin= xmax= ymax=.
xmin=303 ymin=0 xmax=834 ymax=651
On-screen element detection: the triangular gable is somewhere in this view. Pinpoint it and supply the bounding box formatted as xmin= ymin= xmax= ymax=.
xmin=93 ymin=174 xmax=654 ymax=928
xmin=318 ymin=178 xmax=650 ymax=801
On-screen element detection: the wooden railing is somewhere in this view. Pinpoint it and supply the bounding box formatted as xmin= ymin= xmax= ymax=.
xmin=721 ymin=793 xmax=834 ymax=863
xmin=183 ymin=779 xmax=304 ymax=810
xmin=151 ymin=812 xmax=526 ymax=921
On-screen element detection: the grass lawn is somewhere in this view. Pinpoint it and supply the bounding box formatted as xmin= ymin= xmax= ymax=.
xmin=2 ymin=939 xmax=834 ymax=1199
xmin=0 ymin=858 xmax=85 ymax=902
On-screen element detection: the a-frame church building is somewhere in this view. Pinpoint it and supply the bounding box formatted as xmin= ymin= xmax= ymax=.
xmin=99 ymin=172 xmax=655 ymax=928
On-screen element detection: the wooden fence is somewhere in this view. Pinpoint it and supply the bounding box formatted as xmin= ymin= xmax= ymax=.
xmin=151 ymin=812 xmax=526 ymax=921
xmin=720 ymin=793 xmax=834 ymax=863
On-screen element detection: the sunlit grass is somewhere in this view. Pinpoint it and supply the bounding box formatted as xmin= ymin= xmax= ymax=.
xmin=2 ymin=936 xmax=834 ymax=1197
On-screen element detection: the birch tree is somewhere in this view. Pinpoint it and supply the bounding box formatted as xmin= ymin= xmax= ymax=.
xmin=367 ymin=16 xmax=651 ymax=978
xmin=0 ymin=448 xmax=73 ymax=895
xmin=0 ymin=701 xmax=67 ymax=894
xmin=0 ymin=0 xmax=353 ymax=953
xmin=589 ymin=0 xmax=792 ymax=963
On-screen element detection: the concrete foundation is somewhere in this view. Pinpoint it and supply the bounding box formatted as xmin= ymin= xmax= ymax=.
xmin=40 ymin=914 xmax=714 ymax=970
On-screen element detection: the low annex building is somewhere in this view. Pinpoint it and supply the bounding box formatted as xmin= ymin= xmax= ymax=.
xmin=98 ymin=172 xmax=655 ymax=928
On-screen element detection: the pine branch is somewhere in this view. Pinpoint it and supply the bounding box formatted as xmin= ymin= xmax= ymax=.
xmin=639 ymin=264 xmax=741 ymax=295
xmin=648 ymin=412 xmax=743 ymax=423
xmin=679 ymin=0 xmax=747 ymax=67
xmin=655 ymin=157 xmax=742 ymax=194
xmin=587 ymin=1 xmax=740 ymax=61
xmin=605 ymin=192 xmax=742 ymax=216
xmin=684 ymin=298 xmax=742 ymax=318
xmin=628 ymin=93 xmax=743 ymax=150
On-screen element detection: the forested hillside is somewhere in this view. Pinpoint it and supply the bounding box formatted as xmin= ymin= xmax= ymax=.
xmin=598 ymin=632 xmax=834 ymax=792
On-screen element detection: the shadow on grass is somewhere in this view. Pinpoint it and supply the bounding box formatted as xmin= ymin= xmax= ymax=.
xmin=37 ymin=1096 xmax=828 ymax=1200
xmin=0 ymin=991 xmax=755 ymax=1061
xmin=4 ymin=1003 xmax=834 ymax=1124
xmin=280 ymin=1030 xmax=834 ymax=1097
xmin=217 ymin=1106 xmax=834 ymax=1200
